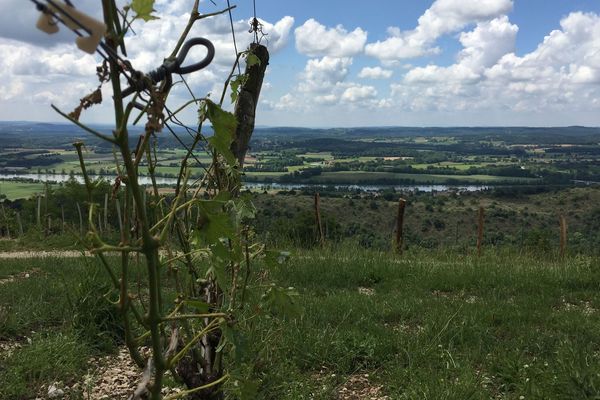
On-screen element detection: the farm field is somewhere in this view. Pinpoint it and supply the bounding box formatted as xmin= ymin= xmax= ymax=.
xmin=310 ymin=171 xmax=538 ymax=184
xmin=1 ymin=249 xmax=600 ymax=399
xmin=2 ymin=124 xmax=599 ymax=187
xmin=0 ymin=181 xmax=45 ymax=200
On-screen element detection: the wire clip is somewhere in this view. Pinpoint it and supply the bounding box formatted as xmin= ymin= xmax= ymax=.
xmin=36 ymin=0 xmax=107 ymax=54
xmin=122 ymin=37 xmax=215 ymax=97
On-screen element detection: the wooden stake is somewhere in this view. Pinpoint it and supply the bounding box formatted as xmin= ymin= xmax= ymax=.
xmin=230 ymin=44 xmax=270 ymax=167
xmin=314 ymin=192 xmax=324 ymax=246
xmin=16 ymin=211 xmax=23 ymax=237
xmin=477 ymin=206 xmax=485 ymax=257
xmin=36 ymin=196 xmax=42 ymax=228
xmin=395 ymin=198 xmax=407 ymax=254
xmin=104 ymin=192 xmax=109 ymax=231
xmin=115 ymin=198 xmax=124 ymax=238
xmin=76 ymin=202 xmax=83 ymax=235
xmin=61 ymin=204 xmax=66 ymax=233
xmin=1 ymin=203 xmax=10 ymax=238
xmin=559 ymin=214 xmax=568 ymax=258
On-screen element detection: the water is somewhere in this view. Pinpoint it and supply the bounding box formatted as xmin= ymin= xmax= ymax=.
xmin=0 ymin=172 xmax=489 ymax=193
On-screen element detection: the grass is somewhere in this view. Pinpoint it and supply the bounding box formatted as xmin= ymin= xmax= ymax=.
xmin=0 ymin=331 xmax=90 ymax=399
xmin=2 ymin=246 xmax=600 ymax=398
xmin=0 ymin=256 xmax=120 ymax=399
xmin=0 ymin=181 xmax=46 ymax=200
xmin=250 ymin=246 xmax=600 ymax=399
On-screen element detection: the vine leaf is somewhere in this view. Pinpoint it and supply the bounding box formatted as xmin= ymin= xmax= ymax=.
xmin=192 ymin=192 xmax=235 ymax=246
xmin=230 ymin=75 xmax=248 ymax=104
xmin=205 ymin=100 xmax=238 ymax=166
xmin=246 ymin=53 xmax=261 ymax=68
xmin=131 ymin=0 xmax=159 ymax=21
xmin=261 ymin=285 xmax=301 ymax=318
xmin=182 ymin=299 xmax=209 ymax=313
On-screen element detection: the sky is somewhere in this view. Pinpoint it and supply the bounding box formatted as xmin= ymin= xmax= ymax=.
xmin=1 ymin=0 xmax=600 ymax=127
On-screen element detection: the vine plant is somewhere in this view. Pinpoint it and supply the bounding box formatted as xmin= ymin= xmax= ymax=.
xmin=47 ymin=0 xmax=296 ymax=399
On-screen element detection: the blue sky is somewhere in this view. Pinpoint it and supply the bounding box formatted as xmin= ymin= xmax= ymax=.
xmin=1 ymin=0 xmax=600 ymax=127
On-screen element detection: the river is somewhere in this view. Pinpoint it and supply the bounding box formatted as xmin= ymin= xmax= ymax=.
xmin=0 ymin=172 xmax=489 ymax=193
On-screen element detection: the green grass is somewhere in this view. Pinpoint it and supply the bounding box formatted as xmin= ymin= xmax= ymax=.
xmin=0 ymin=181 xmax=46 ymax=200
xmin=298 ymin=152 xmax=334 ymax=160
xmin=410 ymin=161 xmax=515 ymax=171
xmin=0 ymin=332 xmax=90 ymax=399
xmin=2 ymin=247 xmax=600 ymax=398
xmin=249 ymin=246 xmax=600 ymax=399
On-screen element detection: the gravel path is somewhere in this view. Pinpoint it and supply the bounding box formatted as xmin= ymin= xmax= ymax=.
xmin=0 ymin=250 xmax=92 ymax=259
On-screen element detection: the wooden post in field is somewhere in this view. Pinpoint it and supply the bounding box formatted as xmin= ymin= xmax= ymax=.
xmin=61 ymin=204 xmax=65 ymax=233
xmin=36 ymin=195 xmax=42 ymax=228
xmin=16 ymin=211 xmax=23 ymax=237
xmin=559 ymin=214 xmax=568 ymax=258
xmin=76 ymin=202 xmax=83 ymax=235
xmin=1 ymin=203 xmax=10 ymax=238
xmin=97 ymin=213 xmax=103 ymax=234
xmin=314 ymin=192 xmax=324 ymax=246
xmin=477 ymin=206 xmax=485 ymax=257
xmin=115 ymin=198 xmax=123 ymax=237
xmin=395 ymin=198 xmax=407 ymax=254
xmin=103 ymin=192 xmax=109 ymax=232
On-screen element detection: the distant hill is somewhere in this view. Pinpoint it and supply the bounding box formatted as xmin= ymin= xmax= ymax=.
xmin=1 ymin=121 xmax=600 ymax=149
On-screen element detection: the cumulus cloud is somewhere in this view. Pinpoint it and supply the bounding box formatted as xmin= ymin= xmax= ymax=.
xmin=298 ymin=56 xmax=352 ymax=93
xmin=0 ymin=1 xmax=294 ymax=122
xmin=404 ymin=16 xmax=518 ymax=84
xmin=365 ymin=0 xmax=513 ymax=62
xmin=341 ymin=85 xmax=377 ymax=103
xmin=392 ymin=11 xmax=600 ymax=116
xmin=295 ymin=19 xmax=367 ymax=57
xmin=358 ymin=66 xmax=393 ymax=79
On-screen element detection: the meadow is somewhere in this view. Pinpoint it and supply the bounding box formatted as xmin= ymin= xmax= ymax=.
xmin=1 ymin=247 xmax=600 ymax=399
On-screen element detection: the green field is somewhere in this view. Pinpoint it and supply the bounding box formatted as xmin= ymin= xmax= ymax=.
xmin=1 ymin=248 xmax=600 ymax=398
xmin=311 ymin=171 xmax=538 ymax=184
xmin=0 ymin=182 xmax=46 ymax=200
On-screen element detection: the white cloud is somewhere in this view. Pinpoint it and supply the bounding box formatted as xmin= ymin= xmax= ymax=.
xmin=298 ymin=56 xmax=352 ymax=93
xmin=358 ymin=66 xmax=393 ymax=79
xmin=391 ymin=12 xmax=600 ymax=116
xmin=0 ymin=2 xmax=294 ymax=123
xmin=404 ymin=16 xmax=518 ymax=84
xmin=365 ymin=0 xmax=513 ymax=62
xmin=295 ymin=19 xmax=367 ymax=57
xmin=341 ymin=85 xmax=377 ymax=103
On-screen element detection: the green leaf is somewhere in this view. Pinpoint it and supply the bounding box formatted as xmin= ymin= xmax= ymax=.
xmin=191 ymin=194 xmax=235 ymax=247
xmin=220 ymin=323 xmax=248 ymax=364
xmin=205 ymin=100 xmax=237 ymax=166
xmin=131 ymin=0 xmax=158 ymax=21
xmin=261 ymin=285 xmax=301 ymax=318
xmin=246 ymin=53 xmax=261 ymax=68
xmin=195 ymin=210 xmax=234 ymax=246
xmin=233 ymin=194 xmax=256 ymax=223
xmin=182 ymin=299 xmax=209 ymax=314
xmin=230 ymin=75 xmax=247 ymax=104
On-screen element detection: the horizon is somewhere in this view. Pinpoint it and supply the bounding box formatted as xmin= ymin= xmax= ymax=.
xmin=1 ymin=120 xmax=600 ymax=131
